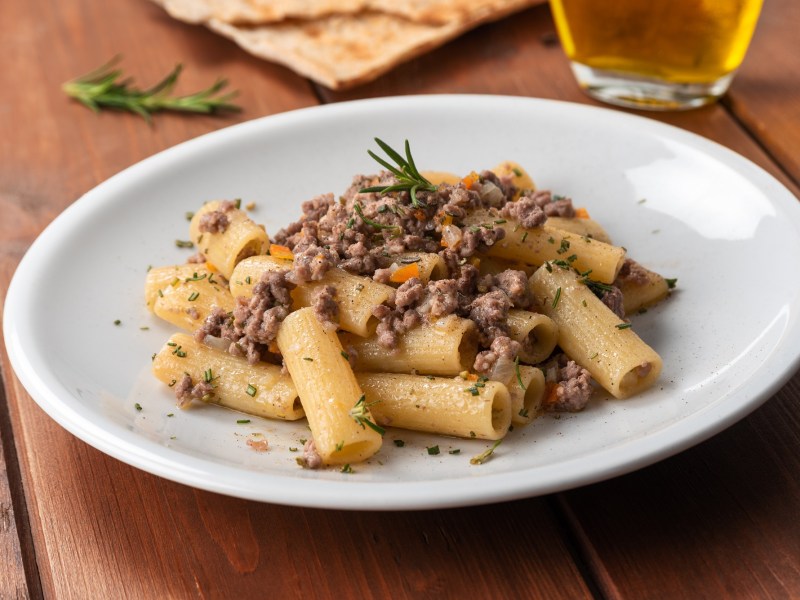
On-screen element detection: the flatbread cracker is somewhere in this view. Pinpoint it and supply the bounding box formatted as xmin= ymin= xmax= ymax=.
xmin=208 ymin=0 xmax=535 ymax=89
xmin=162 ymin=0 xmax=537 ymax=25
xmin=150 ymin=0 xmax=540 ymax=89
xmin=160 ymin=0 xmax=367 ymax=24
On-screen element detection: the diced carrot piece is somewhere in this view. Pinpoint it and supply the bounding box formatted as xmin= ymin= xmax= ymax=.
xmin=205 ymin=262 xmax=218 ymax=273
xmin=269 ymin=244 xmax=294 ymax=259
xmin=442 ymin=213 xmax=453 ymax=226
xmin=574 ymin=207 xmax=590 ymax=219
xmin=466 ymin=373 xmax=478 ymax=382
xmin=461 ymin=171 xmax=480 ymax=190
xmin=389 ymin=262 xmax=420 ymax=283
xmin=543 ymin=382 xmax=559 ymax=407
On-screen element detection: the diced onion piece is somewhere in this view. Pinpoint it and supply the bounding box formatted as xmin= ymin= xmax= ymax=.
xmin=441 ymin=224 xmax=463 ymax=248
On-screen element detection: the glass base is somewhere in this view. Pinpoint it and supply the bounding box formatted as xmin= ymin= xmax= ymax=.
xmin=570 ymin=63 xmax=736 ymax=111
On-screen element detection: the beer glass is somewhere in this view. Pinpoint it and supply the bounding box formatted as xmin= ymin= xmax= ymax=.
xmin=550 ymin=0 xmax=763 ymax=110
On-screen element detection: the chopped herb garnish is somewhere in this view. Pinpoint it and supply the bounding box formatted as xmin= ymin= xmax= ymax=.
xmin=185 ymin=211 xmax=194 ymax=221
xmin=203 ymin=368 xmax=214 ymax=383
xmin=567 ymin=254 xmax=578 ymax=263
xmin=113 ymin=319 xmax=121 ymax=326
xmin=168 ymin=379 xmax=176 ymax=387
xmin=544 ymin=262 xmax=553 ymax=273
xmin=427 ymin=445 xmax=440 ymax=456
xmin=303 ymin=357 xmax=314 ymax=362
xmin=167 ymin=413 xmax=174 ymax=417
xmin=359 ymin=138 xmax=436 ymax=208
xmin=134 ymin=403 xmax=142 ymax=411
xmin=354 ymin=202 xmax=402 ymax=232
xmin=470 ymin=440 xmax=502 ymax=465
xmin=589 ymin=352 xmax=599 ymax=359
xmin=552 ymin=287 xmax=562 ymax=308
xmin=167 ymin=341 xmax=177 ymax=347
xmin=521 ymin=231 xmax=529 ymax=243
xmin=511 ymin=167 xmax=523 ymax=177
xmin=245 ymin=276 xmax=251 ymax=284
xmin=175 ymin=240 xmax=194 ymax=248
xmin=557 ymin=239 xmax=571 ymax=254
xmin=470 ymin=431 xmax=476 ymax=438
xmin=514 ymin=356 xmax=527 ymax=391
xmin=157 ymin=289 xmax=163 ymax=297
xmin=547 ymin=236 xmax=555 ymax=244
xmin=139 ymin=326 xmax=150 ymax=331
xmin=518 ymin=408 xmax=529 ymax=418
xmin=494 ymin=219 xmax=507 ymax=224
xmin=187 ymin=291 xmax=200 ymax=301
xmin=638 ymin=198 xmax=647 ymax=204
xmin=665 ymin=278 xmax=677 ymax=289
xmin=616 ymin=323 xmax=632 ymax=330
xmin=465 ymin=385 xmax=480 ymax=396
xmin=237 ymin=419 xmax=251 ymax=424
xmin=335 ymin=440 xmax=344 ymax=452
xmin=341 ymin=464 xmax=353 ymax=473
xmin=289 ymin=447 xmax=298 ymax=452
xmin=349 ymin=394 xmax=385 ymax=436
xmin=449 ymin=449 xmax=461 ymax=455
xmin=246 ymin=384 xmax=257 ymax=397
xmin=340 ymin=351 xmax=350 ymax=361
xmin=582 ymin=299 xmax=588 ymax=307
xmin=393 ymin=439 xmax=406 ymax=447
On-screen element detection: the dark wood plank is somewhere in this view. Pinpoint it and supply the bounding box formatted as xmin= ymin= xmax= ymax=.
xmin=558 ymin=372 xmax=800 ymax=600
xmin=725 ymin=0 xmax=800 ymax=187
xmin=0 ymin=377 xmax=33 ymax=599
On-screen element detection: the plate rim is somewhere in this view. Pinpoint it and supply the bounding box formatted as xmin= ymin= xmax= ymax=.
xmin=5 ymin=94 xmax=800 ymax=510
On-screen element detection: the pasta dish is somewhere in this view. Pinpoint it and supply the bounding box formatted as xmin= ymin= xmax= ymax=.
xmin=145 ymin=139 xmax=674 ymax=470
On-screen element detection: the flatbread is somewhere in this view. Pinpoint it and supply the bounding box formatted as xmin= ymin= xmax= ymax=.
xmin=159 ymin=0 xmax=367 ymax=24
xmin=207 ymin=1 xmax=535 ymax=89
xmin=162 ymin=0 xmax=536 ymax=25
xmin=150 ymin=0 xmax=540 ymax=89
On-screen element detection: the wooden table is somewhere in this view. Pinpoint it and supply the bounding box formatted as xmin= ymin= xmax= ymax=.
xmin=2 ymin=1 xmax=799 ymax=597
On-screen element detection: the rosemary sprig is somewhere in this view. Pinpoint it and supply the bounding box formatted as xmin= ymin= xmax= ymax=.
xmin=359 ymin=138 xmax=437 ymax=208
xmin=62 ymin=56 xmax=240 ymax=123
xmin=349 ymin=394 xmax=385 ymax=436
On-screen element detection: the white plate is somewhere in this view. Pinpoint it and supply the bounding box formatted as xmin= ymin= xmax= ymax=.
xmin=5 ymin=96 xmax=800 ymax=510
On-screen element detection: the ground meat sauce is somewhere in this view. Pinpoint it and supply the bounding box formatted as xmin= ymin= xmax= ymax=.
xmin=194 ymin=169 xmax=597 ymax=411
xmin=615 ymin=258 xmax=650 ymax=286
xmin=542 ymin=354 xmax=594 ymax=412
xmin=174 ymin=374 xmax=214 ymax=408
xmin=196 ymin=270 xmax=294 ymax=364
xmin=198 ymin=199 xmax=237 ymax=234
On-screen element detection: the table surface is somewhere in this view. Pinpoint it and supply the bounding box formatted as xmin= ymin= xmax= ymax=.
xmin=2 ymin=1 xmax=799 ymax=598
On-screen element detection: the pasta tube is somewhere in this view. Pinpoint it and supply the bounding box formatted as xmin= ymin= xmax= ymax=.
xmin=146 ymin=265 xmax=234 ymax=331
xmin=509 ymin=365 xmax=545 ymax=426
xmin=529 ymin=264 xmax=662 ymax=399
xmin=491 ymin=161 xmax=535 ymax=198
xmin=231 ymin=255 xmax=393 ymax=337
xmin=356 ymin=373 xmax=511 ymax=440
xmin=547 ymin=217 xmax=612 ymax=244
xmin=618 ymin=266 xmax=671 ymax=314
xmin=464 ymin=210 xmax=626 ymax=283
xmin=339 ymin=315 xmax=478 ymax=376
xmin=392 ymin=252 xmax=448 ymax=283
xmin=152 ymin=333 xmax=303 ymax=420
xmin=189 ymin=201 xmax=269 ymax=279
xmin=420 ymin=171 xmax=461 ymax=185
xmin=277 ymin=307 xmax=382 ymax=464
xmin=507 ymin=309 xmax=558 ymax=365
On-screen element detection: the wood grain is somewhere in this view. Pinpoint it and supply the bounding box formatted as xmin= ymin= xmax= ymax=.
xmin=2 ymin=0 xmax=800 ymax=597
xmin=558 ymin=372 xmax=800 ymax=599
xmin=725 ymin=0 xmax=800 ymax=187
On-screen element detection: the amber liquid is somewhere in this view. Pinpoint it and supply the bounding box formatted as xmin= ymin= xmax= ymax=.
xmin=550 ymin=0 xmax=763 ymax=84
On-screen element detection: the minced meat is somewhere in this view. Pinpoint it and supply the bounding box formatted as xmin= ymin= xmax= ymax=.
xmin=542 ymin=354 xmax=594 ymax=412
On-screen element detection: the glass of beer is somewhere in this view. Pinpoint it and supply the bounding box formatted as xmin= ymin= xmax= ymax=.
xmin=549 ymin=0 xmax=763 ymax=110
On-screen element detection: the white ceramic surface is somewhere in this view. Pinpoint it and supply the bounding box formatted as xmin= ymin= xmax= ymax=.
xmin=5 ymin=96 xmax=800 ymax=510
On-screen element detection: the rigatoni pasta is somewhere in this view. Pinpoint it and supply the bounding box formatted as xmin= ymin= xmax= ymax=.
xmin=146 ymin=142 xmax=675 ymax=470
